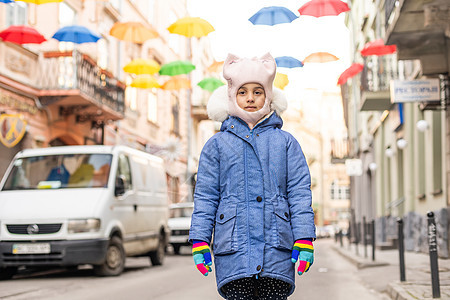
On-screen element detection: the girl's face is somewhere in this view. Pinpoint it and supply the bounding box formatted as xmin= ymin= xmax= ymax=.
xmin=236 ymin=83 xmax=265 ymax=112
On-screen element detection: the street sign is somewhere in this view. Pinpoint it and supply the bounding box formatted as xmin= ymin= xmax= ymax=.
xmin=345 ymin=159 xmax=363 ymax=176
xmin=390 ymin=79 xmax=440 ymax=103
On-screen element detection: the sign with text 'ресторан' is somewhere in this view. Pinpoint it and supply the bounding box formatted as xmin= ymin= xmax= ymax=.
xmin=390 ymin=79 xmax=440 ymax=103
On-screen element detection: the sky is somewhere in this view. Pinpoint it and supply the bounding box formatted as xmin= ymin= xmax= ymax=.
xmin=187 ymin=0 xmax=352 ymax=93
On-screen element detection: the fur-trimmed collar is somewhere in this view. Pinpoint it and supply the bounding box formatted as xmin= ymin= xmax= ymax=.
xmin=206 ymin=85 xmax=288 ymax=122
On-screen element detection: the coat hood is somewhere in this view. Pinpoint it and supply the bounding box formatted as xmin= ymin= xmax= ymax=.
xmin=207 ymin=85 xmax=288 ymax=123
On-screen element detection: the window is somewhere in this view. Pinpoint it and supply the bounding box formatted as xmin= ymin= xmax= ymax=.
xmin=330 ymin=180 xmax=350 ymax=200
xmin=125 ymin=76 xmax=137 ymax=111
xmin=117 ymin=154 xmax=132 ymax=191
xmin=6 ymin=2 xmax=27 ymax=26
xmin=171 ymin=94 xmax=180 ymax=135
xmin=97 ymin=38 xmax=109 ymax=69
xmin=147 ymin=91 xmax=158 ymax=123
xmin=58 ymin=3 xmax=76 ymax=52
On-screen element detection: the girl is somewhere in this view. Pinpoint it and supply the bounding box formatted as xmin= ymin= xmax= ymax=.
xmin=189 ymin=53 xmax=315 ymax=299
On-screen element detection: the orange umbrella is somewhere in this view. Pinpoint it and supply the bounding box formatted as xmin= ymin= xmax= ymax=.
xmin=130 ymin=75 xmax=161 ymax=89
xmin=207 ymin=61 xmax=224 ymax=73
xmin=110 ymin=22 xmax=158 ymax=44
xmin=161 ymin=77 xmax=191 ymax=90
xmin=167 ymin=17 xmax=214 ymax=38
xmin=123 ymin=58 xmax=160 ymax=75
xmin=274 ymin=73 xmax=289 ymax=90
xmin=303 ymin=52 xmax=339 ymax=63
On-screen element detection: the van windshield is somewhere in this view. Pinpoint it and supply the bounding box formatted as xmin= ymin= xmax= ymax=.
xmin=2 ymin=154 xmax=113 ymax=191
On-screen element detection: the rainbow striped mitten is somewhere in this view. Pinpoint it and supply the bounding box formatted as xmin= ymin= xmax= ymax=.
xmin=291 ymin=239 xmax=314 ymax=276
xmin=192 ymin=240 xmax=212 ymax=276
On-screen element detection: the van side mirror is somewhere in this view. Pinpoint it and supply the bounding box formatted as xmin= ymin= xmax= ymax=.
xmin=115 ymin=175 xmax=126 ymax=196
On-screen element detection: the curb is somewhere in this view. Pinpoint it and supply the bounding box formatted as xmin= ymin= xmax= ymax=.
xmin=387 ymin=282 xmax=419 ymax=300
xmin=331 ymin=245 xmax=389 ymax=269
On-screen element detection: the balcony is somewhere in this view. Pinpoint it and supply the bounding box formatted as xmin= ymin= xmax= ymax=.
xmin=359 ymin=55 xmax=398 ymax=111
xmin=37 ymin=50 xmax=125 ymax=122
xmin=330 ymin=138 xmax=350 ymax=164
xmin=384 ymin=0 xmax=450 ymax=75
xmin=191 ymin=93 xmax=209 ymax=122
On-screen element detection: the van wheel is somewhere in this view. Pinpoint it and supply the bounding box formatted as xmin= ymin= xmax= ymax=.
xmin=173 ymin=245 xmax=181 ymax=255
xmin=94 ymin=236 xmax=125 ymax=276
xmin=0 ymin=267 xmax=17 ymax=280
xmin=149 ymin=235 xmax=165 ymax=266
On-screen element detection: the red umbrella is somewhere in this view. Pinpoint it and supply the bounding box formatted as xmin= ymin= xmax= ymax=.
xmin=337 ymin=63 xmax=364 ymax=85
xmin=360 ymin=39 xmax=397 ymax=56
xmin=0 ymin=25 xmax=46 ymax=44
xmin=298 ymin=0 xmax=350 ymax=17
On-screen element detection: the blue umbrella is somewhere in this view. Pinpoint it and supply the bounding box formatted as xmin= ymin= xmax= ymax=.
xmin=52 ymin=25 xmax=101 ymax=44
xmin=249 ymin=6 xmax=298 ymax=26
xmin=275 ymin=56 xmax=304 ymax=68
xmin=0 ymin=0 xmax=14 ymax=3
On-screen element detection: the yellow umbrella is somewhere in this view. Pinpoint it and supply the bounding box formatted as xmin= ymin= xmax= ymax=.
xmin=123 ymin=58 xmax=160 ymax=75
xmin=16 ymin=0 xmax=62 ymax=3
xmin=130 ymin=75 xmax=161 ymax=89
xmin=110 ymin=22 xmax=158 ymax=44
xmin=167 ymin=17 xmax=215 ymax=38
xmin=274 ymin=73 xmax=289 ymax=90
xmin=303 ymin=52 xmax=339 ymax=63
xmin=161 ymin=77 xmax=191 ymax=90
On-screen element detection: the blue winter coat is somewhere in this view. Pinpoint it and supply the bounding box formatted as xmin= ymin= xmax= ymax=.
xmin=189 ymin=113 xmax=315 ymax=298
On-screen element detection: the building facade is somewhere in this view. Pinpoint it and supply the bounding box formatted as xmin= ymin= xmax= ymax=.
xmin=0 ymin=0 xmax=213 ymax=204
xmin=344 ymin=0 xmax=449 ymax=257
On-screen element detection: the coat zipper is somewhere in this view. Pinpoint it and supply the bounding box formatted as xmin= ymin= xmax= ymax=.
xmin=244 ymin=139 xmax=251 ymax=274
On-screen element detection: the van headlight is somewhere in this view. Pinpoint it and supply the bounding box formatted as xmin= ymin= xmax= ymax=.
xmin=68 ymin=219 xmax=101 ymax=233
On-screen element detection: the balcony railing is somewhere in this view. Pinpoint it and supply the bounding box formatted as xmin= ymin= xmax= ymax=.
xmin=37 ymin=50 xmax=125 ymax=116
xmin=330 ymin=138 xmax=350 ymax=164
xmin=360 ymin=54 xmax=399 ymax=93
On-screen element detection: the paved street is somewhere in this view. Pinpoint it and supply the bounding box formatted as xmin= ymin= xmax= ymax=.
xmin=0 ymin=239 xmax=390 ymax=300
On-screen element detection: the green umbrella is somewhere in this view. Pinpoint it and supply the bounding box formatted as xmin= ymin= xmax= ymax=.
xmin=197 ymin=77 xmax=225 ymax=92
xmin=159 ymin=60 xmax=195 ymax=76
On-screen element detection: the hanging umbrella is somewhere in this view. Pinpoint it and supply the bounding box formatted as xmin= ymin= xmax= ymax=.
xmin=161 ymin=77 xmax=191 ymax=90
xmin=197 ymin=77 xmax=225 ymax=92
xmin=110 ymin=22 xmax=158 ymax=44
xmin=303 ymin=52 xmax=339 ymax=63
xmin=207 ymin=60 xmax=224 ymax=73
xmin=249 ymin=6 xmax=298 ymax=26
xmin=337 ymin=63 xmax=364 ymax=85
xmin=0 ymin=0 xmax=15 ymax=3
xmin=167 ymin=17 xmax=214 ymax=38
xmin=274 ymin=73 xmax=289 ymax=90
xmin=298 ymin=0 xmax=350 ymax=17
xmin=52 ymin=25 xmax=101 ymax=44
xmin=16 ymin=0 xmax=62 ymax=3
xmin=159 ymin=60 xmax=195 ymax=76
xmin=130 ymin=75 xmax=160 ymax=89
xmin=123 ymin=58 xmax=160 ymax=75
xmin=275 ymin=56 xmax=304 ymax=68
xmin=0 ymin=25 xmax=46 ymax=44
xmin=361 ymin=39 xmax=397 ymax=56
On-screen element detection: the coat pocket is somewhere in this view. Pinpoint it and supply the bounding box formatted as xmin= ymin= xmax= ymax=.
xmin=213 ymin=203 xmax=237 ymax=255
xmin=274 ymin=199 xmax=294 ymax=250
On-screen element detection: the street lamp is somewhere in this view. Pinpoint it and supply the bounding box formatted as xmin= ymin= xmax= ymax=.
xmin=385 ymin=147 xmax=395 ymax=158
xmin=416 ymin=120 xmax=429 ymax=132
xmin=396 ymin=138 xmax=408 ymax=149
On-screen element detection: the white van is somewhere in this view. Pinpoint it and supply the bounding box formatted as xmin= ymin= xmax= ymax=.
xmin=0 ymin=145 xmax=170 ymax=279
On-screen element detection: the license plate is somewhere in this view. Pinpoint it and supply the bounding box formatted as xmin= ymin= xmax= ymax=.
xmin=12 ymin=243 xmax=51 ymax=254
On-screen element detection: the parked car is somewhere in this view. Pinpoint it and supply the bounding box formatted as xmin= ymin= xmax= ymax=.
xmin=0 ymin=145 xmax=170 ymax=279
xmin=168 ymin=202 xmax=194 ymax=254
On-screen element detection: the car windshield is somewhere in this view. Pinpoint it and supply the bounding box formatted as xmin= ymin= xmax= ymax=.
xmin=2 ymin=154 xmax=113 ymax=191
xmin=170 ymin=206 xmax=194 ymax=218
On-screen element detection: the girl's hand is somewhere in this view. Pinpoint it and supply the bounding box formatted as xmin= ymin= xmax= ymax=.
xmin=291 ymin=239 xmax=314 ymax=275
xmin=192 ymin=240 xmax=212 ymax=276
